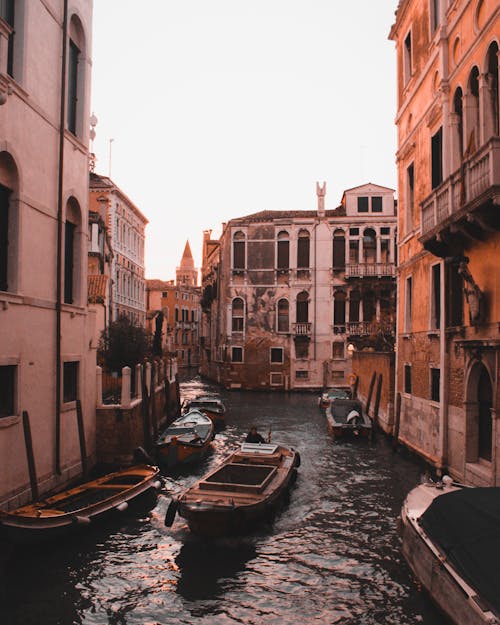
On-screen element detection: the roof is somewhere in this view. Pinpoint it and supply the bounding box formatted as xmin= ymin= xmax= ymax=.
xmin=147 ymin=279 xmax=175 ymax=291
xmin=180 ymin=240 xmax=195 ymax=269
xmin=88 ymin=274 xmax=108 ymax=303
xmin=89 ymin=172 xmax=149 ymax=225
xmin=228 ymin=207 xmax=344 ymax=224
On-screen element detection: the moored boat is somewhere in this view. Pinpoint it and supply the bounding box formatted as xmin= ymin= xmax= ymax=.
xmin=183 ymin=395 xmax=226 ymax=427
xmin=0 ymin=464 xmax=161 ymax=544
xmin=325 ymin=398 xmax=372 ymax=440
xmin=165 ymin=442 xmax=300 ymax=536
xmin=318 ymin=386 xmax=351 ymax=409
xmin=400 ymin=480 xmax=500 ymax=625
xmin=156 ymin=409 xmax=214 ymax=469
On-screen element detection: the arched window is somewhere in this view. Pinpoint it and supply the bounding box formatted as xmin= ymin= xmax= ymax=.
xmin=232 ymin=297 xmax=244 ymax=332
xmin=277 ymin=230 xmax=289 ymax=270
xmin=332 ymin=229 xmax=345 ymax=270
xmin=296 ymin=291 xmax=309 ymax=323
xmin=466 ymin=66 xmax=480 ymax=151
xmin=68 ymin=15 xmax=87 ymax=138
xmin=485 ymin=42 xmax=499 ymax=138
xmin=349 ymin=290 xmax=360 ymax=323
xmin=363 ymin=228 xmax=376 ymax=264
xmin=232 ymin=231 xmax=246 ymax=270
xmin=453 ymin=87 xmax=464 ymax=168
xmin=0 ymin=151 xmax=19 ymax=293
xmin=333 ymin=291 xmax=346 ymax=328
xmin=64 ymin=197 xmax=82 ymax=305
xmin=297 ymin=230 xmax=310 ymax=269
xmin=277 ymin=298 xmax=289 ymax=332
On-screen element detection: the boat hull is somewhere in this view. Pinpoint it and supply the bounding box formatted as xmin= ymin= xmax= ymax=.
xmin=176 ymin=444 xmax=299 ymax=537
xmin=0 ymin=465 xmax=161 ymax=544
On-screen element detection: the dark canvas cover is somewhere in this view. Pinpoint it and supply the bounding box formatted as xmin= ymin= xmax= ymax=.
xmin=420 ymin=487 xmax=500 ymax=616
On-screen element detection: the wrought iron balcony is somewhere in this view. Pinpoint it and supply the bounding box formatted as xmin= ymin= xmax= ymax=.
xmin=346 ymin=321 xmax=395 ymax=336
xmin=420 ymin=137 xmax=500 ymax=254
xmin=345 ymin=262 xmax=395 ymax=278
xmin=292 ymin=322 xmax=312 ymax=336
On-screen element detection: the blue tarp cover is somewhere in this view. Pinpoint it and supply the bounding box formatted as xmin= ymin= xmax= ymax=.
xmin=420 ymin=487 xmax=500 ymax=616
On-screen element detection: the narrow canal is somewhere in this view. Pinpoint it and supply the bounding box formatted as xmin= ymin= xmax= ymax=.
xmin=1 ymin=376 xmax=448 ymax=625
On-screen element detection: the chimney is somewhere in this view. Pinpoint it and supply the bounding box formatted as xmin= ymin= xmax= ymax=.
xmin=316 ymin=181 xmax=326 ymax=217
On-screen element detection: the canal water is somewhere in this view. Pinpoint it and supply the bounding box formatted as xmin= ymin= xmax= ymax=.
xmin=1 ymin=376 xmax=448 ymax=625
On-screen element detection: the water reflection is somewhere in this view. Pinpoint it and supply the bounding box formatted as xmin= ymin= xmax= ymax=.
xmin=0 ymin=375 xmax=448 ymax=625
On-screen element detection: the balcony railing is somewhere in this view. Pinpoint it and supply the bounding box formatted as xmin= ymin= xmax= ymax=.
xmin=421 ymin=137 xmax=500 ymax=238
xmin=293 ymin=322 xmax=312 ymax=336
xmin=333 ymin=321 xmax=395 ymax=336
xmin=345 ymin=262 xmax=395 ymax=278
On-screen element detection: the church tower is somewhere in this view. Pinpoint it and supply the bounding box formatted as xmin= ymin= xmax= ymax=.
xmin=176 ymin=240 xmax=198 ymax=286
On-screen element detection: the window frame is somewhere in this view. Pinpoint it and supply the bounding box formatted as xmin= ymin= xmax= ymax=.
xmin=0 ymin=363 xmax=17 ymax=418
xmin=270 ymin=347 xmax=284 ymax=364
xmin=63 ymin=360 xmax=79 ymax=404
xmin=231 ymin=346 xmax=243 ymax=363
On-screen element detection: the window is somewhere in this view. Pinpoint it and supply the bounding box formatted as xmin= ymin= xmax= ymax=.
xmin=430 ymin=0 xmax=439 ymax=34
xmin=270 ymin=372 xmax=283 ymax=386
xmin=67 ymin=39 xmax=80 ymax=135
xmin=431 ymin=127 xmax=443 ymax=189
xmin=405 ymin=276 xmax=412 ymax=332
xmin=296 ymin=370 xmax=309 ymax=380
xmin=332 ymin=342 xmax=345 ymax=359
xmin=1 ymin=0 xmax=14 ymax=77
xmin=486 ymin=43 xmax=499 ymax=138
xmin=363 ymin=291 xmax=377 ymax=323
xmin=431 ymin=368 xmax=440 ymax=402
xmin=233 ymin=231 xmax=246 ymax=270
xmin=334 ymin=291 xmax=346 ymax=329
xmin=404 ymin=364 xmax=412 ymax=394
xmin=295 ymin=338 xmax=309 ymax=359
xmin=363 ymin=228 xmax=376 ymax=263
xmin=232 ymin=297 xmax=244 ymax=332
xmin=332 ymin=229 xmax=345 ymax=270
xmin=175 ymin=307 xmax=179 ymax=321
xmin=277 ymin=231 xmax=289 ymax=270
xmin=453 ymin=88 xmax=464 ymax=166
xmin=406 ymin=163 xmax=414 ymax=231
xmin=349 ymin=291 xmax=360 ymax=323
xmin=231 ymin=346 xmax=243 ymax=363
xmin=296 ymin=291 xmax=309 ymax=323
xmin=0 ymin=183 xmax=10 ymax=291
xmin=357 ymin=196 xmax=369 ymax=213
xmin=270 ymin=348 xmax=283 ymax=364
xmin=431 ymin=263 xmax=441 ymax=330
xmin=446 ymin=263 xmax=463 ymax=327
xmin=372 ymin=196 xmax=383 ymax=212
xmin=349 ymin=240 xmax=359 ymax=263
xmin=349 ymin=228 xmax=359 ymax=236
xmin=381 ymin=239 xmax=390 ymax=263
xmin=64 ymin=221 xmax=75 ymax=304
xmin=0 ymin=364 xmax=16 ymax=417
xmin=404 ymin=31 xmax=412 ymax=85
xmin=297 ymin=230 xmax=310 ymax=268
xmin=380 ymin=227 xmax=390 ymax=235
xmin=277 ymin=298 xmax=289 ymax=332
xmin=63 ymin=361 xmax=78 ymax=403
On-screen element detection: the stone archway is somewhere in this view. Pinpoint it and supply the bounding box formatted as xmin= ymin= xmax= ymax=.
xmin=466 ymin=360 xmax=493 ymax=463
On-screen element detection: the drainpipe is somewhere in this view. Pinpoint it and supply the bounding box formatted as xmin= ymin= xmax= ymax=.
xmin=439 ymin=259 xmax=448 ymax=473
xmin=55 ymin=0 xmax=69 ymax=476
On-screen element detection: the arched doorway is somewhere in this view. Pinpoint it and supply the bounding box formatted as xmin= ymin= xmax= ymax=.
xmin=477 ymin=365 xmax=493 ymax=462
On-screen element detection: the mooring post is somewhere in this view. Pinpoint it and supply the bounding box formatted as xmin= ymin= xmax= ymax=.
xmin=22 ymin=410 xmax=39 ymax=501
xmin=76 ymin=399 xmax=88 ymax=478
xmin=366 ymin=371 xmax=377 ymax=417
xmin=141 ymin=362 xmax=152 ymax=451
xmin=393 ymin=392 xmax=402 ymax=450
xmin=373 ymin=373 xmax=383 ymax=428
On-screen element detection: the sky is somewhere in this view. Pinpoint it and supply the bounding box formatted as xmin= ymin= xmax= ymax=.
xmin=91 ymin=1 xmax=399 ymax=280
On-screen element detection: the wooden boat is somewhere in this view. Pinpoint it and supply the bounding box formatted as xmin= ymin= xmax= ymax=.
xmin=183 ymin=395 xmax=226 ymax=427
xmin=325 ymin=398 xmax=372 ymax=440
xmin=165 ymin=442 xmax=300 ymax=536
xmin=400 ymin=480 xmax=500 ymax=625
xmin=318 ymin=386 xmax=351 ymax=409
xmin=0 ymin=464 xmax=161 ymax=544
xmin=156 ymin=408 xmax=214 ymax=469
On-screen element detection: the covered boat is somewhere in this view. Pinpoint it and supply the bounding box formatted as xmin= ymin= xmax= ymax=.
xmin=318 ymin=386 xmax=351 ymax=409
xmin=156 ymin=409 xmax=214 ymax=469
xmin=183 ymin=395 xmax=226 ymax=427
xmin=325 ymin=398 xmax=372 ymax=440
xmin=400 ymin=481 xmax=500 ymax=625
xmin=0 ymin=464 xmax=161 ymax=544
xmin=165 ymin=443 xmax=300 ymax=536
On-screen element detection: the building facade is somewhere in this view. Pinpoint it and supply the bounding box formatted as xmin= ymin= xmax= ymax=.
xmin=390 ymin=0 xmax=499 ymax=484
xmin=89 ymin=173 xmax=147 ymax=326
xmin=200 ymin=183 xmax=397 ymax=391
xmin=0 ymin=1 xmax=95 ymax=508
xmin=146 ymin=279 xmax=201 ymax=368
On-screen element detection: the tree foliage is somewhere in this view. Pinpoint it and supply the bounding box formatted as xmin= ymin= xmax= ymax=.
xmin=99 ymin=315 xmax=151 ymax=372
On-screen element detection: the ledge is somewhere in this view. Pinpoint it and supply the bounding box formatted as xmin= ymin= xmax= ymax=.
xmin=0 ymin=415 xmax=21 ymax=429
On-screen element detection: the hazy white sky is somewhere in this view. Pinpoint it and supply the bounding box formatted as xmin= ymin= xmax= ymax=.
xmin=91 ymin=1 xmax=399 ymax=280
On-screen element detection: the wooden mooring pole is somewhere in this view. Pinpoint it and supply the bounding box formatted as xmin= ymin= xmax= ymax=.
xmin=365 ymin=371 xmax=377 ymax=416
xmin=22 ymin=410 xmax=39 ymax=501
xmin=76 ymin=399 xmax=88 ymax=478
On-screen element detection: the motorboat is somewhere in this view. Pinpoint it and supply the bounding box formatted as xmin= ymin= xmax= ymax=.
xmin=0 ymin=464 xmax=161 ymax=544
xmin=400 ymin=479 xmax=500 ymax=625
xmin=318 ymin=386 xmax=351 ymax=409
xmin=182 ymin=395 xmax=226 ymax=428
xmin=165 ymin=442 xmax=300 ymax=536
xmin=325 ymin=398 xmax=372 ymax=440
xmin=156 ymin=408 xmax=214 ymax=469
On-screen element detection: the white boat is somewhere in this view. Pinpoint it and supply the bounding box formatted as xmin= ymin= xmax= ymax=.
xmin=400 ymin=480 xmax=500 ymax=625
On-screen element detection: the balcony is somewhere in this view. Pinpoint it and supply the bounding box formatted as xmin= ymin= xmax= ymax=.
xmin=292 ymin=322 xmax=312 ymax=336
xmin=346 ymin=321 xmax=395 ymax=337
xmin=345 ymin=262 xmax=395 ymax=278
xmin=420 ymin=137 xmax=500 ymax=256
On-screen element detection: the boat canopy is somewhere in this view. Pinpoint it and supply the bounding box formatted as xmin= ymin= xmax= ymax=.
xmin=420 ymin=487 xmax=500 ymax=616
